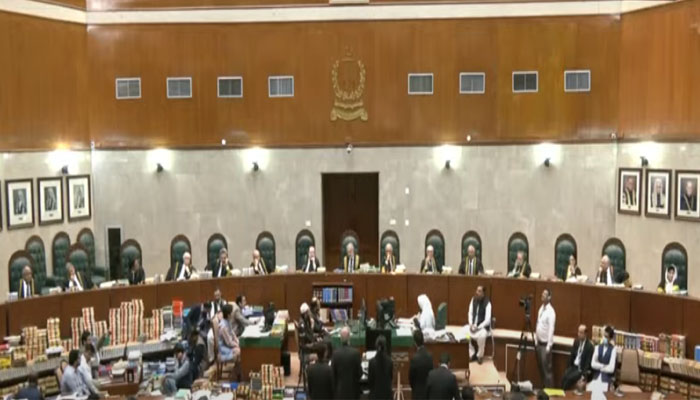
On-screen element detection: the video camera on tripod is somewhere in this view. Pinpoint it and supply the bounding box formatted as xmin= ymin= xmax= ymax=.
xmin=519 ymin=294 xmax=533 ymax=319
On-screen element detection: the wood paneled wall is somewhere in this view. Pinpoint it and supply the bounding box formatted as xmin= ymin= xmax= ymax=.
xmin=618 ymin=0 xmax=700 ymax=140
xmin=3 ymin=0 xmax=700 ymax=150
xmin=0 ymin=12 xmax=88 ymax=150
xmin=85 ymin=17 xmax=620 ymax=148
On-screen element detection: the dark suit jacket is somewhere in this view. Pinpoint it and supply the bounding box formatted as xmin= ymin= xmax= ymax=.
xmin=331 ymin=344 xmax=362 ymax=400
xmin=166 ymin=262 xmax=196 ymax=281
xmin=568 ymin=338 xmax=594 ymax=377
xmin=205 ymin=261 xmax=232 ymax=278
xmin=420 ymin=259 xmax=442 ymax=274
xmin=426 ymin=366 xmax=461 ymax=400
xmin=458 ymin=258 xmax=484 ymax=275
xmin=368 ymin=354 xmax=393 ymax=400
xmin=299 ymin=257 xmax=321 ymax=272
xmin=307 ymin=362 xmax=334 ymax=400
xmin=128 ymin=267 xmax=146 ymax=285
xmin=14 ymin=384 xmax=44 ymax=400
xmin=409 ymin=346 xmax=434 ymax=400
xmin=511 ymin=263 xmax=532 ymax=278
xmin=63 ymin=272 xmax=93 ymax=291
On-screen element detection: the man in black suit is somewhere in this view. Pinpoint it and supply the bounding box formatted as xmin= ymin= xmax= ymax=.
xmin=409 ymin=329 xmax=434 ymax=400
xmin=300 ymin=246 xmax=321 ymax=273
xmin=331 ymin=326 xmax=362 ymax=400
xmin=307 ymin=342 xmax=334 ymax=400
xmin=15 ymin=373 xmax=44 ymax=400
xmin=207 ymin=248 xmax=233 ymax=278
xmin=426 ymin=353 xmax=461 ymax=400
xmin=459 ymin=245 xmax=484 ymax=276
xmin=561 ymin=324 xmax=594 ymax=390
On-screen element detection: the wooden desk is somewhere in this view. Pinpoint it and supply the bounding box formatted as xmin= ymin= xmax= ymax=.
xmin=4 ymin=273 xmax=700 ymax=359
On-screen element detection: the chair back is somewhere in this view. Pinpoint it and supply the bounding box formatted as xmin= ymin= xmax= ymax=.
xmin=295 ymin=230 xmax=315 ymax=270
xmin=208 ymin=234 xmax=228 ymax=269
xmin=555 ymin=234 xmax=577 ymax=280
xmin=25 ymin=236 xmax=47 ymax=289
xmin=256 ymin=231 xmax=276 ymax=271
xmin=8 ymin=250 xmax=35 ymax=293
xmin=619 ymin=349 xmax=640 ymax=384
xmin=507 ymin=232 xmax=529 ymax=273
xmin=380 ymin=230 xmax=400 ymax=266
xmin=425 ymin=230 xmax=445 ymax=270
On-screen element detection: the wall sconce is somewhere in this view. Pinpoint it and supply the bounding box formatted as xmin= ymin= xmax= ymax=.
xmin=221 ymin=139 xmax=227 ymax=146
xmin=640 ymin=156 xmax=649 ymax=167
xmin=544 ymin=158 xmax=551 ymax=167
xmin=466 ymin=135 xmax=472 ymax=143
xmin=156 ymin=163 xmax=164 ymax=173
xmin=61 ymin=165 xmax=69 ymax=175
xmin=346 ymin=143 xmax=353 ymax=154
xmin=444 ymin=160 xmax=451 ymax=169
xmin=252 ymin=161 xmax=260 ymax=172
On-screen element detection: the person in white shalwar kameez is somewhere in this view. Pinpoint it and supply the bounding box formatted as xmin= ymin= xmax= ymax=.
xmin=587 ymin=325 xmax=617 ymax=393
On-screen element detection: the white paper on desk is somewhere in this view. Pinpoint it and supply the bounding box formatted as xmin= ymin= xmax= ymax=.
xmin=397 ymin=318 xmax=414 ymax=326
xmin=396 ymin=327 xmax=413 ymax=337
xmin=242 ymin=325 xmax=270 ymax=338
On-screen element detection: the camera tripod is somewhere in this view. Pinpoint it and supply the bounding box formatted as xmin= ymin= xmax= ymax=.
xmin=509 ymin=312 xmax=536 ymax=383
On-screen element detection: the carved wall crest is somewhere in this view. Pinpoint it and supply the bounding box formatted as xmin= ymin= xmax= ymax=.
xmin=330 ymin=48 xmax=368 ymax=122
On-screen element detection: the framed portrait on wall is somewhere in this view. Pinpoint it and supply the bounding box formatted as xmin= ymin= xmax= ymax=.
xmin=675 ymin=170 xmax=700 ymax=221
xmin=618 ymin=168 xmax=642 ymax=215
xmin=5 ymin=179 xmax=34 ymax=230
xmin=37 ymin=177 xmax=63 ymax=225
xmin=67 ymin=175 xmax=91 ymax=222
xmin=645 ymin=169 xmax=672 ymax=218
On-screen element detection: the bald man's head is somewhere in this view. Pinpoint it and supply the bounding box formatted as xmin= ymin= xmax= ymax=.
xmin=340 ymin=326 xmax=351 ymax=344
xmin=577 ymin=324 xmax=587 ymax=340
xmin=22 ymin=265 xmax=32 ymax=282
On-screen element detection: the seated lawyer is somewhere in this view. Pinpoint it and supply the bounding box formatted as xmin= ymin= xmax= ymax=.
xmin=587 ymin=326 xmax=617 ymax=393
xmin=250 ymin=249 xmax=268 ymax=275
xmin=166 ymin=252 xmax=196 ymax=281
xmin=459 ymin=245 xmax=483 ymax=276
xmin=63 ymin=263 xmax=93 ymax=292
xmin=18 ymin=265 xmax=38 ymax=299
xmin=381 ymin=243 xmax=396 ymax=273
xmin=128 ymin=259 xmax=146 ymax=285
xmin=507 ymin=251 xmax=531 ymax=279
xmin=467 ymin=286 xmax=491 ymax=364
xmin=300 ymin=246 xmax=321 ymax=273
xmin=657 ymin=265 xmax=681 ymax=294
xmin=420 ymin=246 xmax=441 ymax=274
xmin=561 ymin=324 xmax=594 ymax=390
xmin=206 ymin=248 xmax=232 ymax=278
xmin=563 ymin=254 xmax=582 ymax=282
xmin=343 ymin=243 xmax=360 ymax=273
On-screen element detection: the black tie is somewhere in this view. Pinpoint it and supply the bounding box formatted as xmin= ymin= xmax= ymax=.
xmin=657 ymin=194 xmax=661 ymax=206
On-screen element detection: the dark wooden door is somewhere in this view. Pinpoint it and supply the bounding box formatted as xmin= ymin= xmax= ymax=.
xmin=322 ymin=173 xmax=379 ymax=269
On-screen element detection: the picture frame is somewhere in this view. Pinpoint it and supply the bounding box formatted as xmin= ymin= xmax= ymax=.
xmin=37 ymin=177 xmax=64 ymax=225
xmin=644 ymin=169 xmax=672 ymax=219
xmin=618 ymin=168 xmax=642 ymax=215
xmin=5 ymin=179 xmax=34 ymax=230
xmin=67 ymin=175 xmax=91 ymax=222
xmin=674 ymin=170 xmax=700 ymax=222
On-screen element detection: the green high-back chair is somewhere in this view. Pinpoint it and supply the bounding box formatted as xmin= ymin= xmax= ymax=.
xmin=380 ymin=230 xmax=400 ymax=266
xmin=8 ymin=250 xmax=35 ymax=294
xmin=436 ymin=302 xmax=448 ymax=330
xmin=425 ymin=230 xmax=446 ymax=270
xmin=25 ymin=236 xmax=48 ymax=290
xmin=120 ymin=239 xmax=143 ymax=280
xmin=295 ymin=229 xmax=315 ymax=270
xmin=662 ymin=242 xmax=688 ymax=291
xmin=507 ymin=232 xmax=529 ymax=273
xmin=52 ymin=231 xmax=71 ymax=282
xmin=207 ymin=234 xmax=228 ymax=269
xmin=555 ymin=234 xmax=577 ymax=280
xmin=256 ymin=231 xmax=276 ymax=272
xmin=67 ymin=243 xmax=91 ymax=279
xmin=78 ymin=228 xmax=106 ymax=285
xmin=170 ymin=234 xmax=192 ymax=270
xmin=340 ymin=230 xmax=359 ymax=265
xmin=461 ymin=231 xmax=482 ymax=265
xmin=602 ymin=238 xmax=626 ymax=273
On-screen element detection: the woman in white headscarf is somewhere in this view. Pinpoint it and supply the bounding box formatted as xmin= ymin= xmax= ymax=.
xmin=415 ymin=294 xmax=435 ymax=333
xmin=657 ymin=265 xmax=680 ymax=294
